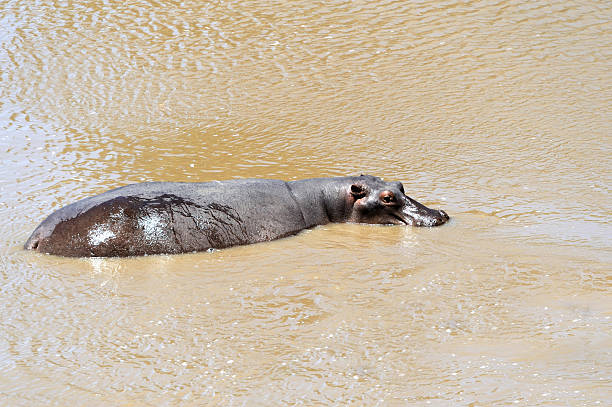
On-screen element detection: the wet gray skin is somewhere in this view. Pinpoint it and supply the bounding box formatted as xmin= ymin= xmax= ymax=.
xmin=25 ymin=175 xmax=449 ymax=257
xmin=344 ymin=179 xmax=449 ymax=227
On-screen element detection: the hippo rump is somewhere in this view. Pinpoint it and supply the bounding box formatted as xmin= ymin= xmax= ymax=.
xmin=24 ymin=175 xmax=449 ymax=257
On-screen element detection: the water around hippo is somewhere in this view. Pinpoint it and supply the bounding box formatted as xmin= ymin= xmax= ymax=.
xmin=1 ymin=0 xmax=611 ymax=405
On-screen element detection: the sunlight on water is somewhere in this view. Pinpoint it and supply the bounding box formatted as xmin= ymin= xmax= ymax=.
xmin=0 ymin=0 xmax=610 ymax=405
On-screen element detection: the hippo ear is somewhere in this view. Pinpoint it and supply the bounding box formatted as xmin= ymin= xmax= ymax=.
xmin=350 ymin=184 xmax=367 ymax=199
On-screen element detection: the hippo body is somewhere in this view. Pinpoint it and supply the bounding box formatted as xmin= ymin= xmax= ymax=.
xmin=25 ymin=175 xmax=449 ymax=257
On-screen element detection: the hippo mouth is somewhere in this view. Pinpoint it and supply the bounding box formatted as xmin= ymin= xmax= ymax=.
xmin=401 ymin=209 xmax=449 ymax=226
xmin=397 ymin=198 xmax=449 ymax=227
xmin=391 ymin=212 xmax=413 ymax=226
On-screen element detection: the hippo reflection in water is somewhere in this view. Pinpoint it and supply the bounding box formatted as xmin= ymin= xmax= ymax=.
xmin=24 ymin=175 xmax=449 ymax=257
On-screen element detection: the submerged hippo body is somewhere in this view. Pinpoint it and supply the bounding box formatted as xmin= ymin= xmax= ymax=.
xmin=25 ymin=175 xmax=449 ymax=257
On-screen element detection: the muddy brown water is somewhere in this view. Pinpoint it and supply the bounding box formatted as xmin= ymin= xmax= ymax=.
xmin=1 ymin=0 xmax=611 ymax=405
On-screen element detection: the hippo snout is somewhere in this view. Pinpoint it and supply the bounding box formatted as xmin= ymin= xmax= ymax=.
xmin=411 ymin=208 xmax=449 ymax=227
xmin=436 ymin=209 xmax=450 ymax=225
xmin=399 ymin=196 xmax=450 ymax=227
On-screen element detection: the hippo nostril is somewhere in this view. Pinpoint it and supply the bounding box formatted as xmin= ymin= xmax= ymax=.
xmin=438 ymin=210 xmax=449 ymax=221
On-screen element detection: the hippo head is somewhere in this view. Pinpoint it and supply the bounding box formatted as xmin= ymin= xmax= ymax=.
xmin=346 ymin=176 xmax=449 ymax=227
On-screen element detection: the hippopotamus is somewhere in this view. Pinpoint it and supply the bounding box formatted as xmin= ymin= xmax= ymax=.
xmin=24 ymin=175 xmax=449 ymax=257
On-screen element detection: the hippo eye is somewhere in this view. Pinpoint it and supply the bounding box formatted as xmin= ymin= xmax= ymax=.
xmin=380 ymin=191 xmax=395 ymax=204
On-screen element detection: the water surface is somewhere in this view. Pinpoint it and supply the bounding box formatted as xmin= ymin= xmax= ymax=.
xmin=1 ymin=0 xmax=611 ymax=405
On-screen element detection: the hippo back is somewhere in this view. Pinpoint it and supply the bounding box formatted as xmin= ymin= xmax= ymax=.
xmin=26 ymin=179 xmax=307 ymax=257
